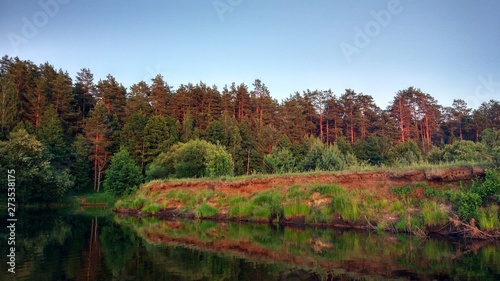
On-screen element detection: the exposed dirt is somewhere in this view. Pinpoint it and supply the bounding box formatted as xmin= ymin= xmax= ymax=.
xmin=144 ymin=166 xmax=486 ymax=199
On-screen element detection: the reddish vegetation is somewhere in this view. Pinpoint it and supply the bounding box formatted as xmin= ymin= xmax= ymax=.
xmin=144 ymin=166 xmax=485 ymax=198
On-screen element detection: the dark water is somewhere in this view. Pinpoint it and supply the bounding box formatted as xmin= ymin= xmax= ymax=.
xmin=1 ymin=209 xmax=500 ymax=281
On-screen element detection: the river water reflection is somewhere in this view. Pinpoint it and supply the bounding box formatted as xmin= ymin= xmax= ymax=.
xmin=1 ymin=209 xmax=500 ymax=280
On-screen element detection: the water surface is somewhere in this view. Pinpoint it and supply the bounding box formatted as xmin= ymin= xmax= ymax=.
xmin=1 ymin=209 xmax=499 ymax=280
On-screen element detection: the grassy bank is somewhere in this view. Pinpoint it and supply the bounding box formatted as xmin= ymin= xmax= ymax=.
xmin=115 ymin=166 xmax=500 ymax=238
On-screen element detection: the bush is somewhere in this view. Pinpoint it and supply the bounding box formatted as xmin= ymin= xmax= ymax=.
xmin=387 ymin=140 xmax=422 ymax=166
xmin=264 ymin=147 xmax=296 ymax=174
xmin=457 ymin=192 xmax=481 ymax=220
xmin=103 ymin=149 xmax=143 ymax=197
xmin=154 ymin=139 xmax=233 ymax=178
xmin=470 ymin=168 xmax=500 ymax=201
xmin=441 ymin=140 xmax=490 ymax=163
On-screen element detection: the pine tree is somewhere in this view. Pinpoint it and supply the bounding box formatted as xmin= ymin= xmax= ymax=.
xmin=84 ymin=101 xmax=111 ymax=192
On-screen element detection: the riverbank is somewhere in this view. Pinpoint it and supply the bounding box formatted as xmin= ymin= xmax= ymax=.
xmin=114 ymin=165 xmax=500 ymax=239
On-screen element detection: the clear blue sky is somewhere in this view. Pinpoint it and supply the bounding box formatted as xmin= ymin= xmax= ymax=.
xmin=1 ymin=0 xmax=499 ymax=109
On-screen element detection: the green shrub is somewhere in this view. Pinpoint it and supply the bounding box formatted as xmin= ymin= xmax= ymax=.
xmin=457 ymin=192 xmax=482 ymax=220
xmin=103 ymin=149 xmax=143 ymax=197
xmin=477 ymin=205 xmax=500 ymax=231
xmin=387 ymin=140 xmax=422 ymax=166
xmin=194 ymin=202 xmax=218 ymax=218
xmin=332 ymin=193 xmax=359 ymax=223
xmin=421 ymin=200 xmax=448 ymax=227
xmin=470 ymin=168 xmax=500 ymax=201
xmin=264 ymin=147 xmax=296 ymax=174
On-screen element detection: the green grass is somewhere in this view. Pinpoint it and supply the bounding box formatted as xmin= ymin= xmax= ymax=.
xmin=252 ymin=206 xmax=272 ymax=220
xmin=306 ymin=205 xmax=332 ymax=223
xmin=420 ymin=200 xmax=448 ymax=227
xmin=141 ymin=202 xmax=161 ymax=214
xmin=80 ymin=192 xmax=116 ymax=206
xmin=477 ymin=205 xmax=500 ymax=231
xmin=284 ymin=203 xmax=310 ymax=218
xmin=285 ymin=185 xmax=309 ymax=201
xmin=395 ymin=214 xmax=423 ymax=232
xmin=228 ymin=201 xmax=254 ymax=219
xmin=332 ymin=193 xmax=359 ymax=223
xmin=194 ymin=202 xmax=219 ymax=218
xmin=309 ymin=184 xmax=345 ymax=196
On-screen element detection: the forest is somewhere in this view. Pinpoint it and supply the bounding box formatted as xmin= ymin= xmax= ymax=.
xmin=1 ymin=55 xmax=499 ymax=202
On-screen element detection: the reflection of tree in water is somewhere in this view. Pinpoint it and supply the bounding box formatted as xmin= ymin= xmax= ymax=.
xmin=100 ymin=221 xmax=139 ymax=280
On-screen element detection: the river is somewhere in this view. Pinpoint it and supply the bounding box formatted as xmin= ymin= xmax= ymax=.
xmin=1 ymin=208 xmax=499 ymax=280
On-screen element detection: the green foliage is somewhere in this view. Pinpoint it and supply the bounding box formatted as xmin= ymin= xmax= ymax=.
xmin=439 ymin=140 xmax=490 ymax=163
xmin=331 ymin=193 xmax=359 ymax=223
xmin=477 ymin=205 xmax=500 ymax=231
xmin=285 ymin=185 xmax=309 ymax=201
xmin=228 ymin=201 xmax=254 ymax=219
xmin=195 ymin=202 xmax=219 ymax=218
xmin=103 ymin=149 xmax=143 ymax=197
xmin=470 ymin=168 xmax=500 ymax=201
xmin=71 ymin=134 xmax=93 ymax=193
xmin=0 ymin=129 xmax=72 ymax=202
xmin=309 ymin=184 xmax=345 ymax=196
xmin=395 ymin=215 xmax=423 ymax=232
xmin=300 ymin=138 xmax=346 ymax=172
xmin=387 ymin=140 xmax=422 ymax=166
xmin=353 ymin=135 xmax=391 ymax=165
xmin=205 ymin=143 xmax=234 ymax=178
xmin=264 ymin=147 xmax=296 ymax=174
xmin=82 ymin=192 xmax=116 ymax=206
xmin=161 ymin=139 xmax=233 ymax=178
xmin=251 ymin=189 xmax=284 ymax=221
xmin=421 ymin=200 xmax=448 ymax=227
xmin=306 ymin=205 xmax=332 ymax=223
xmin=141 ymin=202 xmax=161 ymax=214
xmin=457 ymin=192 xmax=482 ymax=221
xmin=284 ymin=203 xmax=309 ymax=218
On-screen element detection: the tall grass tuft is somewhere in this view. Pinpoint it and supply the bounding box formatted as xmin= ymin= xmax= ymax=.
xmin=284 ymin=203 xmax=310 ymax=218
xmin=194 ymin=202 xmax=219 ymax=218
xmin=141 ymin=202 xmax=161 ymax=214
xmin=332 ymin=193 xmax=359 ymax=223
xmin=477 ymin=205 xmax=500 ymax=231
xmin=421 ymin=200 xmax=448 ymax=227
xmin=228 ymin=201 xmax=254 ymax=219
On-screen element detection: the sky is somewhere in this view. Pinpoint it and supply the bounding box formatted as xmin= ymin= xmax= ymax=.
xmin=1 ymin=0 xmax=499 ymax=109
